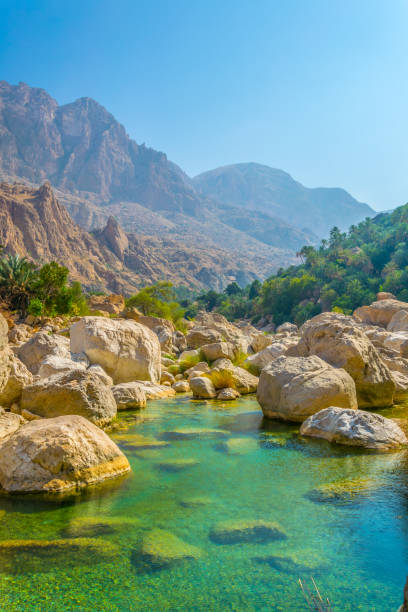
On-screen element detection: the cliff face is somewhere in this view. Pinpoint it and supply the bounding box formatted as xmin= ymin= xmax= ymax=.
xmin=0 ymin=81 xmax=201 ymax=215
xmin=0 ymin=182 xmax=274 ymax=293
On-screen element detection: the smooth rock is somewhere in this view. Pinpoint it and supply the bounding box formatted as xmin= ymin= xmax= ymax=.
xmin=17 ymin=332 xmax=70 ymax=374
xmin=112 ymin=382 xmax=147 ymax=410
xmin=300 ymin=406 xmax=407 ymax=450
xmin=257 ymin=355 xmax=357 ymax=422
xmin=0 ymin=415 xmax=130 ymax=493
xmin=20 ymin=369 xmax=117 ymax=426
xmin=190 ymin=376 xmax=217 ymax=399
xmin=132 ymin=529 xmax=201 ymax=571
xmin=70 ymin=317 xmax=161 ymax=383
xmin=217 ymin=387 xmax=240 ymax=401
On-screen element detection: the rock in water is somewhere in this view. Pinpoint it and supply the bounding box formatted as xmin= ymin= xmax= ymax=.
xmin=257 ymin=355 xmax=357 ymax=422
xmin=112 ymin=382 xmax=147 ymax=410
xmin=292 ymin=312 xmax=395 ymax=408
xmin=20 ymin=369 xmax=117 ymax=427
xmin=132 ymin=529 xmax=201 ymax=572
xmin=300 ymin=406 xmax=407 ymax=450
xmin=70 ymin=316 xmax=161 ymax=383
xmin=0 ymin=415 xmax=130 ymax=493
xmin=209 ymin=520 xmax=287 ymax=544
xmin=190 ymin=376 xmax=217 ymax=399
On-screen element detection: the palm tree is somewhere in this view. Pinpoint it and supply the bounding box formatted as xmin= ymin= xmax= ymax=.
xmin=0 ymin=255 xmax=37 ymax=313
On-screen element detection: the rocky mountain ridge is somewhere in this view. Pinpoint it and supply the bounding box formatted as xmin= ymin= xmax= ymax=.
xmin=0 ymin=81 xmax=371 ymax=262
xmin=0 ymin=181 xmax=279 ymax=292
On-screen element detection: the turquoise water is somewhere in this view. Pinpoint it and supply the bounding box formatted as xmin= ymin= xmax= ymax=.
xmin=0 ymin=395 xmax=407 ymax=611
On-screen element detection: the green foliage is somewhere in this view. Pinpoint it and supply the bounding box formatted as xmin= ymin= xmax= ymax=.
xmin=0 ymin=255 xmax=87 ymax=317
xmin=126 ymin=281 xmax=185 ymax=325
xmin=181 ymin=203 xmax=408 ymax=324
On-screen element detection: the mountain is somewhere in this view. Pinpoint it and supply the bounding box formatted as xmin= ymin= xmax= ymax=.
xmin=0 ymin=181 xmax=279 ymax=293
xmin=0 ymin=81 xmax=318 ymax=258
xmin=193 ymin=163 xmax=374 ymax=237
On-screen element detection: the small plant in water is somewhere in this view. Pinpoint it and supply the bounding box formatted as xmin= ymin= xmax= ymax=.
xmin=298 ymin=577 xmax=333 ymax=611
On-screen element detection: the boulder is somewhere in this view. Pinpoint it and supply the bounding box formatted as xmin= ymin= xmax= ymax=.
xmin=201 ymin=342 xmax=236 ymax=362
xmin=0 ymin=415 xmax=130 ymax=493
xmin=185 ymin=362 xmax=211 ymax=380
xmin=112 ymin=382 xmax=147 ymax=410
xmin=300 ymin=406 xmax=407 ymax=450
xmin=377 ymin=292 xmax=396 ymax=301
xmin=293 ymin=312 xmax=395 ymax=408
xmin=245 ymin=342 xmax=291 ymax=375
xmin=87 ymin=364 xmax=114 ymax=386
xmin=354 ymin=299 xmax=408 ymax=328
xmin=87 ymin=294 xmax=125 ymax=315
xmin=190 ymin=376 xmax=217 ymax=399
xmin=388 ymin=310 xmax=408 ymax=333
xmin=172 ymin=380 xmax=190 ymax=393
xmin=160 ymin=371 xmax=175 ymax=385
xmin=209 ymin=363 xmax=259 ymax=394
xmin=257 ymin=355 xmax=357 ymax=422
xmin=20 ymin=369 xmax=117 ymax=427
xmin=217 ymin=387 xmax=240 ymax=401
xmin=250 ymin=333 xmax=274 ymax=353
xmin=0 ymin=352 xmax=33 ymax=406
xmin=0 ymin=410 xmax=25 ymax=442
xmin=17 ymin=332 xmax=70 ymax=374
xmin=276 ymin=322 xmax=298 ymax=334
xmin=132 ymin=381 xmax=176 ymax=400
xmin=70 ymin=317 xmax=161 ymax=383
xmin=186 ymin=327 xmax=223 ymax=349
xmin=38 ymin=355 xmax=86 ymax=379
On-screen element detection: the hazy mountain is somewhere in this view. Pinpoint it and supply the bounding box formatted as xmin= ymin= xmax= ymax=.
xmin=0 ymin=81 xmax=316 ymax=256
xmin=193 ymin=163 xmax=374 ymax=236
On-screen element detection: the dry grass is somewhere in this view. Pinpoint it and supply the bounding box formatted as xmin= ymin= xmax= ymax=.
xmin=206 ymin=369 xmax=236 ymax=390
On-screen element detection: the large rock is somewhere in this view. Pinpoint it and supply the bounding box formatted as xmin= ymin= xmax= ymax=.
xmin=201 ymin=342 xmax=236 ymax=362
xmin=300 ymin=406 xmax=407 ymax=450
xmin=257 ymin=355 xmax=357 ymax=422
xmin=17 ymin=332 xmax=70 ymax=374
xmin=38 ymin=355 xmax=86 ymax=379
xmin=70 ymin=317 xmax=161 ymax=384
xmin=0 ymin=409 xmax=25 ymax=442
xmin=245 ymin=341 xmax=295 ymax=375
xmin=250 ymin=333 xmax=274 ymax=353
xmin=190 ymin=376 xmax=217 ymax=399
xmin=0 ymin=352 xmax=33 ymax=406
xmin=209 ymin=520 xmax=287 ymax=544
xmin=292 ymin=312 xmax=395 ymax=408
xmin=88 ymin=294 xmax=125 ymax=315
xmin=186 ymin=312 xmax=248 ymax=352
xmin=0 ymin=415 xmax=130 ymax=493
xmin=132 ymin=529 xmax=201 ymax=572
xmin=209 ymin=362 xmax=258 ymax=394
xmin=388 ymin=310 xmax=408 ymax=333
xmin=20 ymin=369 xmax=117 ymax=427
xmin=112 ymin=382 xmax=147 ymax=410
xmin=354 ymin=299 xmax=408 ymax=328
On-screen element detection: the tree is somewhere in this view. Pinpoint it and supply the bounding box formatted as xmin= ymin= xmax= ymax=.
xmin=0 ymin=255 xmax=37 ymax=312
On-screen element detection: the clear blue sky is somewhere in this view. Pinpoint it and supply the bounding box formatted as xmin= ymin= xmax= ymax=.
xmin=1 ymin=0 xmax=408 ymax=211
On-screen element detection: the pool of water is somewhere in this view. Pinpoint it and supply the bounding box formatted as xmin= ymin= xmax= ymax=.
xmin=0 ymin=395 xmax=407 ymax=611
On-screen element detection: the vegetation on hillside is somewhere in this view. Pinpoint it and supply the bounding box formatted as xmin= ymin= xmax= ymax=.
xmin=126 ymin=281 xmax=186 ymax=327
xmin=184 ymin=204 xmax=408 ymax=326
xmin=0 ymin=253 xmax=87 ymax=317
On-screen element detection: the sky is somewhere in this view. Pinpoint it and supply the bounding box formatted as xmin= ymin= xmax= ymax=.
xmin=1 ymin=0 xmax=408 ymax=211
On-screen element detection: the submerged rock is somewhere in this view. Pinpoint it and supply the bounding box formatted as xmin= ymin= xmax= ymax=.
xmin=300 ymin=406 xmax=407 ymax=450
xmin=253 ymin=550 xmax=326 ymax=573
xmin=0 ymin=538 xmax=118 ymax=574
xmin=62 ymin=516 xmax=140 ymax=538
xmin=179 ymin=496 xmax=214 ymax=508
xmin=0 ymin=415 xmax=130 ymax=493
xmin=209 ymin=520 xmax=287 ymax=544
xmin=216 ymin=437 xmax=258 ymax=455
xmin=114 ymin=433 xmax=168 ymax=449
xmin=307 ymin=477 xmax=383 ymax=503
xmin=156 ymin=458 xmax=199 ymax=472
xmin=160 ymin=427 xmax=229 ymax=440
xmin=132 ymin=529 xmax=202 ymax=572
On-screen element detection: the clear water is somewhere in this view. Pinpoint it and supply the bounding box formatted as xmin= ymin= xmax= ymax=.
xmin=0 ymin=395 xmax=407 ymax=611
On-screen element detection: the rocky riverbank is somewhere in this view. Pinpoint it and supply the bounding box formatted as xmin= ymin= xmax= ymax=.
xmin=1 ymin=291 xmax=408 ymax=496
